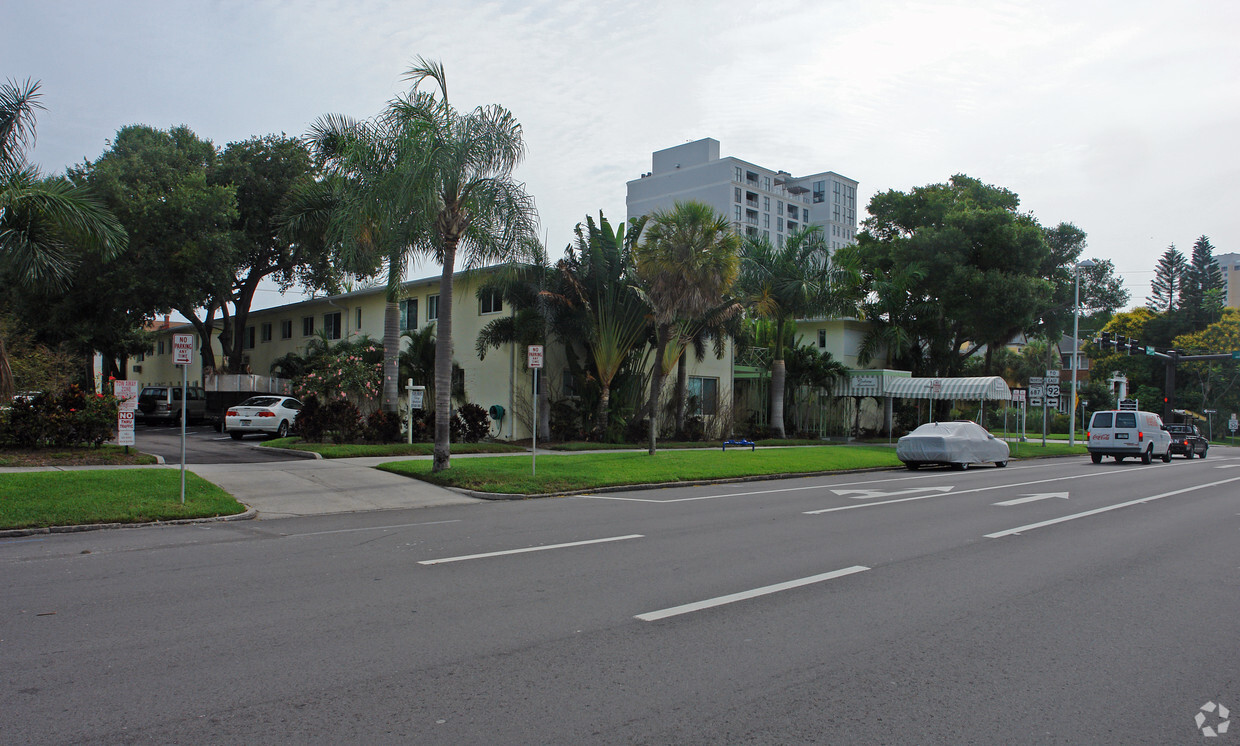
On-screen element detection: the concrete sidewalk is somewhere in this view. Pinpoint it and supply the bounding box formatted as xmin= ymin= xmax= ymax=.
xmin=186 ymin=456 xmax=479 ymax=519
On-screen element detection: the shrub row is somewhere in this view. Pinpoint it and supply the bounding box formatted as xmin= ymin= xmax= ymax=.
xmin=292 ymin=396 xmax=492 ymax=444
xmin=0 ymin=386 xmax=120 ymax=448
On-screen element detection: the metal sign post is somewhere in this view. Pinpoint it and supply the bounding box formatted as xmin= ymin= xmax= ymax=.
xmin=406 ymin=379 xmax=425 ymax=444
xmin=115 ymin=380 xmax=138 ymax=452
xmin=528 ymin=345 xmax=544 ymax=476
xmin=172 ymin=333 xmax=194 ymax=504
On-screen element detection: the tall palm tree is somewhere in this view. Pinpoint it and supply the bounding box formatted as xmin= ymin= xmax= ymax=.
xmin=307 ymin=59 xmax=536 ymax=472
xmin=738 ymin=227 xmax=859 ymax=438
xmin=1 ymin=79 xmax=126 ymax=399
xmin=634 ymin=201 xmax=740 ymax=455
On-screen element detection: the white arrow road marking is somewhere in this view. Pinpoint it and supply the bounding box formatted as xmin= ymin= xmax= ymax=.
xmin=831 ymin=485 xmax=955 ymax=500
xmin=993 ymin=492 xmax=1070 ymax=506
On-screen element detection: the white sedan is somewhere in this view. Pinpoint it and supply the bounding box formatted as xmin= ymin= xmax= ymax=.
xmin=225 ymin=396 xmax=302 ymax=440
xmin=896 ymin=420 xmax=1010 ymax=470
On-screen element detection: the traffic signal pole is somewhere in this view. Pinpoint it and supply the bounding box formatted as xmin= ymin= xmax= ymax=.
xmin=1093 ymin=334 xmax=1236 ymax=421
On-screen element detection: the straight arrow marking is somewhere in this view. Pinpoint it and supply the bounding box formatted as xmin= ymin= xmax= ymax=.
xmin=831 ymin=485 xmax=955 ymax=500
xmin=993 ymin=492 xmax=1070 ymax=507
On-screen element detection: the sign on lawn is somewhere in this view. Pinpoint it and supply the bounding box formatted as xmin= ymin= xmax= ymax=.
xmin=117 ymin=410 xmax=135 ymax=446
xmin=172 ymin=334 xmax=194 ymax=365
xmin=114 ymin=380 xmax=138 ymax=411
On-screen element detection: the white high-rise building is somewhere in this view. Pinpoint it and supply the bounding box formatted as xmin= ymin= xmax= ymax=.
xmin=1215 ymin=251 xmax=1240 ymax=308
xmin=625 ymin=138 xmax=859 ymax=252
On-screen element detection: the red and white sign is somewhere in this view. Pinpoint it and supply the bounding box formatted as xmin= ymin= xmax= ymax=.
xmin=528 ymin=345 xmax=544 ymax=369
xmin=117 ymin=410 xmax=135 ymax=446
xmin=114 ymin=379 xmax=138 ymax=411
xmin=173 ymin=333 xmax=194 ymax=365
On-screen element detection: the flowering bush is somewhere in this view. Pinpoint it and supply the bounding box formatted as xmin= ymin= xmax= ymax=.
xmin=0 ymin=385 xmax=120 ymax=448
xmin=292 ymin=341 xmax=383 ymax=412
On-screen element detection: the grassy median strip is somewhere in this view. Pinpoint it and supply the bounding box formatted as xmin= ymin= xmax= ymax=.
xmin=378 ymin=446 xmax=905 ymax=494
xmin=0 ymin=470 xmax=246 ymax=530
xmin=262 ymin=438 xmax=525 ymax=458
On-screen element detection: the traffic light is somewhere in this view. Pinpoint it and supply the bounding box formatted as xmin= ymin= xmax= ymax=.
xmin=1114 ymin=335 xmax=1127 ymax=353
xmin=1126 ymin=337 xmax=1139 ymax=356
xmin=1100 ymin=331 xmax=1113 ymax=353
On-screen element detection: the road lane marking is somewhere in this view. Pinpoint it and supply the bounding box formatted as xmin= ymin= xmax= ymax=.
xmin=636 ymin=566 xmax=870 ymax=622
xmin=418 ymin=534 xmax=643 ymax=565
xmin=832 ymin=486 xmax=954 ymax=500
xmin=993 ymin=492 xmax=1070 ymax=506
xmin=985 ymin=476 xmax=1240 ymax=538
xmin=288 ymin=519 xmax=462 ymax=537
xmin=805 ymin=464 xmax=1168 ymax=514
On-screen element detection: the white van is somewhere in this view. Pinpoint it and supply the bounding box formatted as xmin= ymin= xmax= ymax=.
xmin=1086 ymin=409 xmax=1172 ymax=464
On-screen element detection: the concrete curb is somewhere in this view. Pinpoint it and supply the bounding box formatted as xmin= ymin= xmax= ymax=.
xmin=254 ymin=444 xmax=322 ymax=459
xmin=0 ymin=506 xmax=257 ymax=539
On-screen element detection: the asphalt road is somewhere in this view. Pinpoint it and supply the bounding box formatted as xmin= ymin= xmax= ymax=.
xmin=3 ymin=451 xmax=1239 ymax=743
xmin=132 ymin=423 xmax=311 ymax=463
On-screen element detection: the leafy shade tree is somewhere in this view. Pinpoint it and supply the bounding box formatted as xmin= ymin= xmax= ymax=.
xmin=1180 ymin=235 xmax=1226 ymax=329
xmin=308 ymin=58 xmax=536 ymax=472
xmin=1171 ymin=309 xmax=1240 ymax=437
xmin=634 ymin=201 xmax=741 ymax=455
xmin=1146 ymin=244 xmax=1187 ymax=312
xmin=74 ymin=124 xmax=237 ymax=371
xmin=0 ymin=79 xmax=126 ymax=399
xmin=739 ymin=226 xmax=859 ymax=438
xmin=211 ymin=134 xmax=334 ymax=372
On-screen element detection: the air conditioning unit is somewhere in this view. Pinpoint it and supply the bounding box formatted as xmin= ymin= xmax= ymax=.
xmin=132 ymin=365 xmax=142 ymax=373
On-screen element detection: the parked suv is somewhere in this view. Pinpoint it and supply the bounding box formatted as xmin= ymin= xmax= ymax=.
xmin=1166 ymin=423 xmax=1209 ymax=459
xmin=1086 ymin=409 xmax=1172 ymax=464
xmin=136 ymin=386 xmax=207 ymax=424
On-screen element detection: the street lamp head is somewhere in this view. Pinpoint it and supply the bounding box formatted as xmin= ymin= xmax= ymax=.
xmin=1075 ymin=258 xmax=1097 ymax=272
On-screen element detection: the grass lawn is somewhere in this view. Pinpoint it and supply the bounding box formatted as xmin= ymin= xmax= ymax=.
xmin=549 ymin=438 xmax=829 ymax=451
xmin=261 ymin=438 xmax=525 ymax=458
xmin=380 ymin=441 xmax=1090 ymax=495
xmin=0 ymin=470 xmax=246 ymax=530
xmin=0 ymin=445 xmax=158 ymax=468
xmin=380 ymin=446 xmax=904 ymax=494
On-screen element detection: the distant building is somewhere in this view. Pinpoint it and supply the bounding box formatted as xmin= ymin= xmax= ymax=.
xmin=1216 ymin=251 xmax=1240 ymax=308
xmin=626 ymin=137 xmax=859 ymax=253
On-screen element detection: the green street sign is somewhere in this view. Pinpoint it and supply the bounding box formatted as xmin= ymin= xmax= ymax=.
xmin=1233 ymin=350 xmax=1240 ymax=360
xmin=1146 ymin=346 xmax=1156 ymax=355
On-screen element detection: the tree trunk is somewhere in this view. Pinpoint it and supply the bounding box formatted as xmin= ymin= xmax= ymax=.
xmin=596 ymin=383 xmax=611 ymax=441
xmin=432 ymin=245 xmax=457 ymax=473
xmin=178 ymin=307 xmax=218 ymax=373
xmin=647 ymin=323 xmax=668 ymax=455
xmin=382 ymin=298 xmax=400 ymax=412
xmin=539 ymin=370 xmax=550 ymax=440
xmin=770 ymin=358 xmax=787 ymax=439
xmin=674 ymin=353 xmax=688 ymax=435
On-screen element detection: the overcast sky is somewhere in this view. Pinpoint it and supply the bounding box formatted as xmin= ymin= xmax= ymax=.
xmin=7 ymin=0 xmax=1238 ymax=312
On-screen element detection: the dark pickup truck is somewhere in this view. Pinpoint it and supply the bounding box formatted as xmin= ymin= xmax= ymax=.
xmin=1166 ymin=423 xmax=1208 ymax=459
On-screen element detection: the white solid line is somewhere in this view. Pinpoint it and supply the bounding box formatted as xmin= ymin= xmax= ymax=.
xmin=288 ymin=519 xmax=462 ymax=537
xmin=635 ymin=565 xmax=870 ymax=622
xmin=419 ymin=534 xmax=644 ymax=565
xmin=984 ymin=476 xmax=1240 ymax=538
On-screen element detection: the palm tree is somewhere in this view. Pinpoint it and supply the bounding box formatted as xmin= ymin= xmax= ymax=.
xmin=307 ymin=59 xmax=536 ymax=472
xmin=558 ymin=213 xmax=648 ymax=439
xmin=634 ymin=201 xmax=740 ymax=454
xmin=738 ymin=227 xmax=859 ymax=438
xmin=1 ymin=78 xmax=126 ymax=399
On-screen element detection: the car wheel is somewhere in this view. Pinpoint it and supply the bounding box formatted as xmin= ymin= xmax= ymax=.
xmin=1200 ymin=447 xmax=1208 ymax=459
xmin=952 ymin=462 xmax=968 ymax=471
xmin=1141 ymin=447 xmax=1152 ymax=465
xmin=904 ymin=462 xmax=921 ymax=470
xmin=1090 ymin=453 xmax=1103 ymax=464
xmin=1161 ymin=449 xmax=1171 ymax=463
xmin=230 ymin=432 xmax=243 ymax=441
xmin=276 ymin=420 xmax=289 ymax=439
xmin=995 ymin=460 xmax=1008 ymax=468
xmin=1185 ymin=449 xmax=1193 ymax=459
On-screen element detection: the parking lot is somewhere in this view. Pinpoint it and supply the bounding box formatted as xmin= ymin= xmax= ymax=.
xmin=132 ymin=422 xmax=311 ymax=464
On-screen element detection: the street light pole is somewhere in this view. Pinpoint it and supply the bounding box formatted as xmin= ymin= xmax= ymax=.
xmin=1069 ymin=259 xmax=1095 ymax=448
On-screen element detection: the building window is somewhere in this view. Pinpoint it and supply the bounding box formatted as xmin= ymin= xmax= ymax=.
xmin=734 ymin=205 xmax=742 ymax=221
xmin=452 ymin=366 xmax=464 ymax=398
xmin=745 ymin=170 xmax=758 ymax=185
xmin=324 ymin=311 xmax=342 ymax=340
xmin=734 ymin=187 xmax=741 ymax=203
xmin=763 ymin=176 xmax=771 ymax=191
xmin=302 ymin=316 xmax=314 ymax=337
xmin=777 ymin=200 xmax=784 ymax=213
xmin=734 ymin=166 xmax=743 ymax=182
xmin=834 ymin=205 xmax=841 ymax=221
xmin=481 ymin=291 xmax=502 ymax=315
xmin=813 ymin=180 xmax=826 ymax=203
xmin=788 ymin=221 xmax=798 ymax=233
xmin=763 ymin=230 xmax=770 ymax=240
xmin=763 ymin=213 xmax=770 ymax=228
xmin=746 ymin=209 xmax=758 ymax=225
xmin=818 ymin=329 xmax=827 ymax=349
xmin=281 ymin=319 xmax=293 ymax=340
xmin=763 ymin=196 xmax=770 ymax=211
xmin=356 ymin=307 xmax=363 ymax=330
xmin=399 ymin=298 xmax=418 ymax=331
xmin=428 ymin=295 xmax=439 ymax=321
xmin=136 ymin=352 xmax=145 ymax=362
xmin=802 ymin=207 xmax=809 ymax=222
xmin=243 ymin=326 xmax=256 ymax=349
xmin=687 ymin=376 xmax=718 ymax=416
xmin=157 ymin=340 xmax=165 ymax=355
xmin=777 ymin=217 xmax=784 ymax=232
xmin=260 ymin=322 xmax=272 ymax=343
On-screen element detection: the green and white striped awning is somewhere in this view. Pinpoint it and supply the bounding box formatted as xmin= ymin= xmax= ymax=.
xmin=883 ymin=376 xmax=1012 ymax=401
